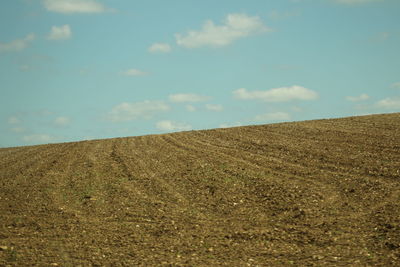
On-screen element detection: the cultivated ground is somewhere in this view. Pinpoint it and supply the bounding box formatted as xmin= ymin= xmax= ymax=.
xmin=1 ymin=113 xmax=400 ymax=266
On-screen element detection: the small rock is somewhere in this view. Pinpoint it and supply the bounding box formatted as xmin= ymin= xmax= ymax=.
xmin=0 ymin=246 xmax=8 ymax=251
xmin=50 ymin=263 xmax=59 ymax=266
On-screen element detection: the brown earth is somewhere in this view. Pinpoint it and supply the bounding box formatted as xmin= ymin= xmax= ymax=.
xmin=1 ymin=113 xmax=400 ymax=266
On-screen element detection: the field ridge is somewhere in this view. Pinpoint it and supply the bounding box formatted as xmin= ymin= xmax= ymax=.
xmin=1 ymin=113 xmax=400 ymax=266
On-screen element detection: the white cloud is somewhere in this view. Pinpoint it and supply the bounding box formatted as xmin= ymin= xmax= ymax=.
xmin=54 ymin=116 xmax=71 ymax=127
xmin=186 ymin=105 xmax=196 ymax=112
xmin=205 ymin=104 xmax=223 ymax=112
xmin=156 ymin=120 xmax=192 ymax=132
xmin=233 ymin=85 xmax=318 ymax=102
xmin=42 ymin=0 xmax=110 ymax=14
xmin=346 ymin=93 xmax=370 ymax=102
xmin=122 ymin=69 xmax=148 ymax=76
xmin=169 ymin=93 xmax=210 ymax=103
xmin=254 ymin=112 xmax=291 ymax=122
xmin=0 ymin=33 xmax=35 ymax=53
xmin=22 ymin=134 xmax=56 ymax=144
xmin=148 ymin=43 xmax=171 ymax=53
xmin=333 ymin=0 xmax=383 ymax=4
xmin=375 ymin=97 xmax=400 ymax=110
xmin=108 ymin=101 xmax=170 ymax=122
xmin=47 ymin=25 xmax=72 ymax=40
xmin=8 ymin=116 xmax=21 ymax=124
xmin=219 ymin=122 xmax=242 ymax=128
xmin=390 ymin=82 xmax=400 ymax=89
xmin=175 ymin=13 xmax=271 ymax=48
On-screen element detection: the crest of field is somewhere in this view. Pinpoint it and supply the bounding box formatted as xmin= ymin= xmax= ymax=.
xmin=1 ymin=113 xmax=399 ymax=266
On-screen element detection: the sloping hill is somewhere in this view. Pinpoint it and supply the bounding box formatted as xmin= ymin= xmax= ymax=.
xmin=1 ymin=113 xmax=400 ymax=266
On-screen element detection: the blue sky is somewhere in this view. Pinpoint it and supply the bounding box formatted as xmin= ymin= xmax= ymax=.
xmin=1 ymin=0 xmax=399 ymax=147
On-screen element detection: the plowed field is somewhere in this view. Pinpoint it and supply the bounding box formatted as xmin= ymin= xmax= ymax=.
xmin=1 ymin=113 xmax=400 ymax=266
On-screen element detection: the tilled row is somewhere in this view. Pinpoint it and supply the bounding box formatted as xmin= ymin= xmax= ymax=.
xmin=0 ymin=113 xmax=399 ymax=266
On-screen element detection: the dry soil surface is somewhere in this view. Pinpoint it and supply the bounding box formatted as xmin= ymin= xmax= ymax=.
xmin=1 ymin=113 xmax=400 ymax=266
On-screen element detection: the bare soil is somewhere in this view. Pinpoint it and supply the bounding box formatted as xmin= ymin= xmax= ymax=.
xmin=1 ymin=113 xmax=400 ymax=266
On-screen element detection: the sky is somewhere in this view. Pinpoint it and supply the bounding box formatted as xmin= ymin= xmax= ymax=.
xmin=1 ymin=0 xmax=400 ymax=147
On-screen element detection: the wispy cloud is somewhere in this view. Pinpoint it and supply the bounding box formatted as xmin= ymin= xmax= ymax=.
xmin=169 ymin=93 xmax=210 ymax=103
xmin=42 ymin=0 xmax=111 ymax=14
xmin=346 ymin=93 xmax=370 ymax=102
xmin=53 ymin=116 xmax=71 ymax=127
xmin=79 ymin=67 xmax=90 ymax=75
xmin=268 ymin=10 xmax=301 ymax=20
xmin=205 ymin=104 xmax=223 ymax=112
xmin=47 ymin=25 xmax=72 ymax=40
xmin=333 ymin=0 xmax=384 ymax=5
xmin=0 ymin=33 xmax=35 ymax=53
xmin=375 ymin=97 xmax=400 ymax=110
xmin=186 ymin=105 xmax=196 ymax=112
xmin=176 ymin=13 xmax=271 ymax=48
xmin=10 ymin=127 xmax=26 ymax=133
xmin=148 ymin=43 xmax=171 ymax=53
xmin=121 ymin=69 xmax=148 ymax=76
xmin=108 ymin=101 xmax=170 ymax=122
xmin=233 ymin=85 xmax=318 ymax=102
xmin=156 ymin=120 xmax=192 ymax=132
xmin=253 ymin=112 xmax=291 ymax=122
xmin=22 ymin=134 xmax=57 ymax=144
xmin=219 ymin=122 xmax=242 ymax=128
xmin=19 ymin=65 xmax=32 ymax=71
xmin=376 ymin=32 xmax=389 ymax=41
xmin=390 ymin=82 xmax=400 ymax=89
xmin=8 ymin=116 xmax=21 ymax=124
